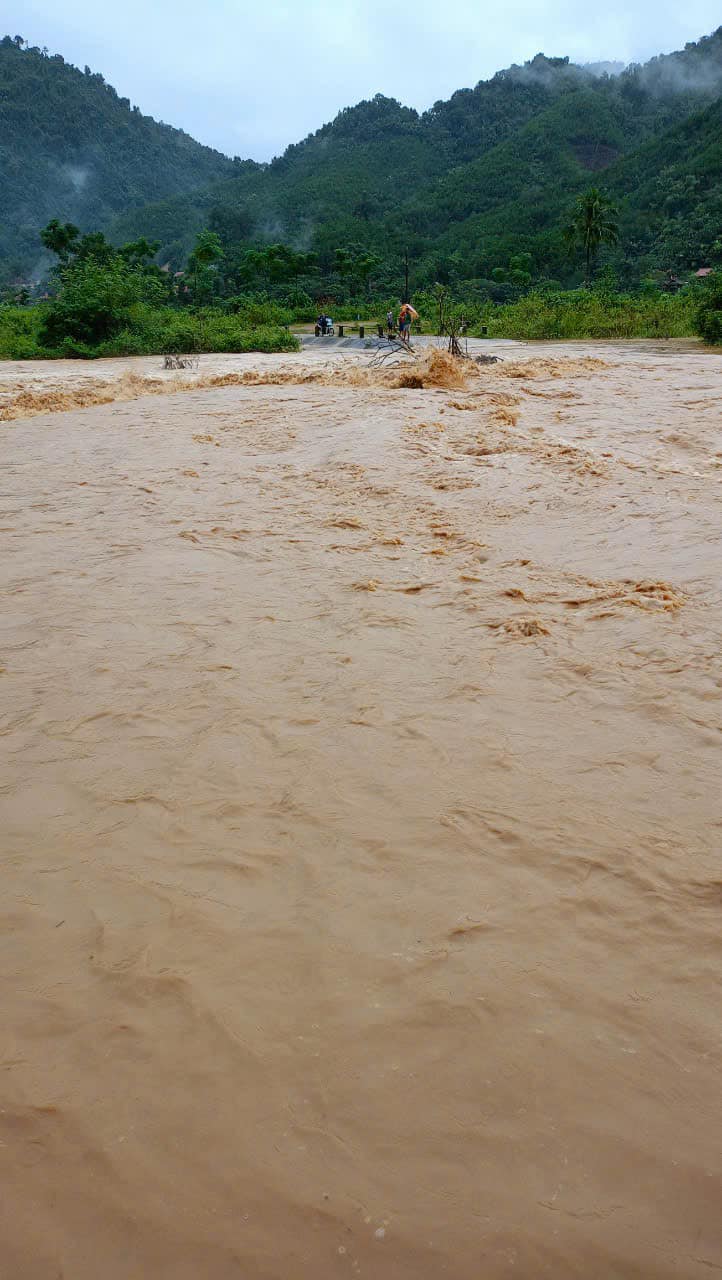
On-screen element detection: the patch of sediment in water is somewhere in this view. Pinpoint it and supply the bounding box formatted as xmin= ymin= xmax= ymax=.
xmin=495 ymin=356 xmax=609 ymax=379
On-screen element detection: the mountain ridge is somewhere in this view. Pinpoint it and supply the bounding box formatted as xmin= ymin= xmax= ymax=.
xmin=0 ymin=35 xmax=235 ymax=281
xmin=2 ymin=27 xmax=722 ymax=287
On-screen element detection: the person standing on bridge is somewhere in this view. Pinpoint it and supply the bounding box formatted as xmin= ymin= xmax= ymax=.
xmin=398 ymin=301 xmax=418 ymax=346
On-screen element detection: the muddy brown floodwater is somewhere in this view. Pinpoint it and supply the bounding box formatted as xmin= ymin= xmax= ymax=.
xmin=1 ymin=340 xmax=721 ymax=1279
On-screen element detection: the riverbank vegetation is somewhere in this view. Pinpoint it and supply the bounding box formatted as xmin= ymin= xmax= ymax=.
xmin=476 ymin=287 xmax=700 ymax=340
xmin=1 ymin=204 xmax=720 ymax=358
xmin=4 ymin=29 xmax=722 ymax=347
xmin=0 ymin=223 xmax=298 ymax=358
xmin=0 ymin=305 xmax=299 ymax=360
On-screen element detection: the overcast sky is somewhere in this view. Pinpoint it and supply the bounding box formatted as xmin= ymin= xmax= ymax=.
xmin=7 ymin=1 xmax=722 ymax=159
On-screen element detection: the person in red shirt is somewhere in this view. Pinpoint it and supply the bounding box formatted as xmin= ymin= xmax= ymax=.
xmin=398 ymin=302 xmax=419 ymax=345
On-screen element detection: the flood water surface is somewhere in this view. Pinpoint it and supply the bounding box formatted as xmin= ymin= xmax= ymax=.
xmin=1 ymin=342 xmax=721 ymax=1278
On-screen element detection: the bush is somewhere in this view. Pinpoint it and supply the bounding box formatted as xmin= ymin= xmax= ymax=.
xmin=474 ymin=288 xmax=697 ymax=341
xmin=0 ymin=304 xmax=45 ymax=358
xmin=0 ymin=301 xmax=298 ymax=359
xmin=225 ymin=297 xmax=294 ymax=328
xmin=285 ymin=289 xmax=315 ymax=317
xmin=39 ymin=258 xmax=165 ymax=348
xmin=88 ymin=310 xmax=298 ymax=357
xmin=694 ymin=273 xmax=722 ymax=344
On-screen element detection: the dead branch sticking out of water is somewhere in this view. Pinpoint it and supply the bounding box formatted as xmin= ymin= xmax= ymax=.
xmin=163 ymin=354 xmax=199 ymax=370
xmin=368 ymin=341 xmax=417 ymax=371
xmin=437 ymin=306 xmax=471 ymax=358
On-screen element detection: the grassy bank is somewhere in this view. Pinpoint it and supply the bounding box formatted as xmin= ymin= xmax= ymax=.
xmin=4 ymin=286 xmax=718 ymax=356
xmin=474 ymin=289 xmax=698 ymax=341
xmin=0 ymin=304 xmax=299 ymax=360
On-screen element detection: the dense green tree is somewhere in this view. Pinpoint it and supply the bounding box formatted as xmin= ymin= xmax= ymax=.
xmin=73 ymin=231 xmax=117 ymax=266
xmin=40 ymin=219 xmax=80 ymax=262
xmin=41 ymin=221 xmax=163 ymax=279
xmin=186 ymin=229 xmax=224 ymax=304
xmin=39 ymin=255 xmax=164 ymax=347
xmin=208 ymin=204 xmax=253 ymax=249
xmin=694 ymin=272 xmax=722 ymax=343
xmin=118 ymin=237 xmax=161 ymax=267
xmin=508 ymin=253 xmax=533 ymax=285
xmin=189 ymin=229 xmax=224 ymax=270
xmin=229 ymin=243 xmax=316 ymax=291
xmin=333 ymin=245 xmax=383 ymax=296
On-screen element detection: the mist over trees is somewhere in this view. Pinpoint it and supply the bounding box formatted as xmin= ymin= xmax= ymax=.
xmin=0 ymin=35 xmax=234 ymax=286
xmin=1 ymin=25 xmax=722 ymax=341
xmin=99 ymin=25 xmax=722 ymax=298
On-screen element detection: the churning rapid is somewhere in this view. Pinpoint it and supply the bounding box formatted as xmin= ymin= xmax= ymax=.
xmin=1 ymin=339 xmax=721 ymax=1279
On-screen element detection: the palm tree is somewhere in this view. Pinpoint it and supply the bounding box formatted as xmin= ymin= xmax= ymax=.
xmin=564 ymin=188 xmax=619 ymax=284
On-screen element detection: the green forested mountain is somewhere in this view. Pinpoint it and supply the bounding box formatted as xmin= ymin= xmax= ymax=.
xmin=609 ymin=97 xmax=722 ymax=269
xmin=0 ymin=35 xmax=235 ymax=282
xmin=3 ymin=26 xmax=722 ymax=291
xmin=106 ymin=26 xmax=722 ymax=289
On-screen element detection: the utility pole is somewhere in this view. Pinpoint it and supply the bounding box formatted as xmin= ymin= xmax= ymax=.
xmin=403 ymin=248 xmax=409 ymax=303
